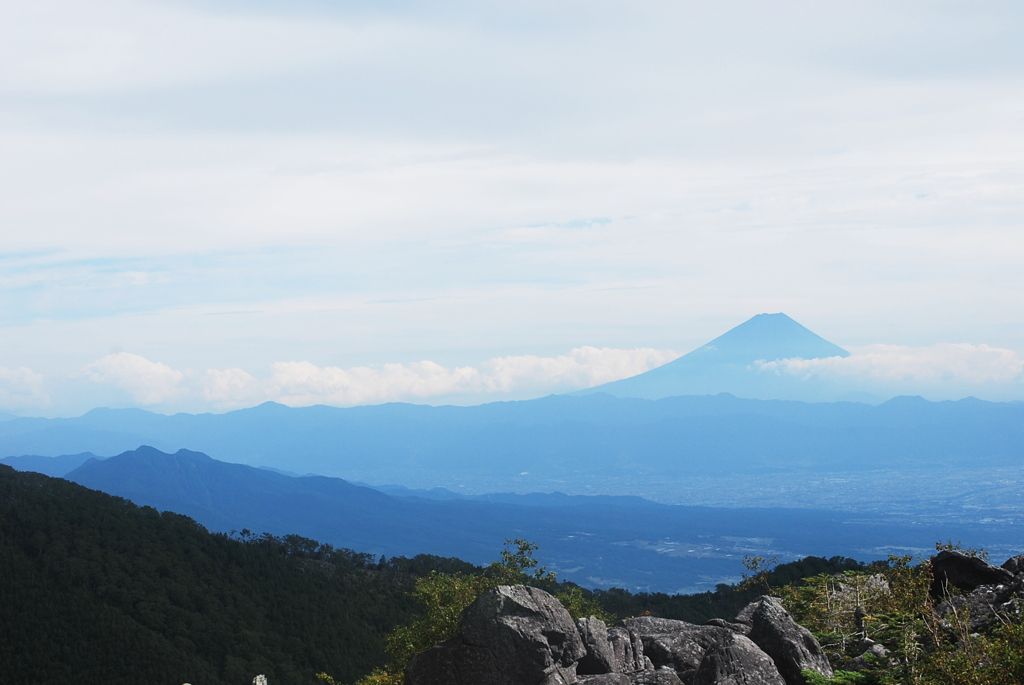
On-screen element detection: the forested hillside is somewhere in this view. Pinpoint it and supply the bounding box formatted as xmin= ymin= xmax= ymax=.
xmin=0 ymin=464 xmax=475 ymax=685
xmin=0 ymin=462 xmax=882 ymax=685
xmin=1 ymin=462 xmax=958 ymax=685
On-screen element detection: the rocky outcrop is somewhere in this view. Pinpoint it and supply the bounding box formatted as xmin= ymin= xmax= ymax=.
xmin=407 ymin=585 xmax=586 ymax=685
xmin=1002 ymin=554 xmax=1024 ymax=576
xmin=692 ymin=632 xmax=785 ymax=685
xmin=404 ymin=550 xmax=1024 ymax=685
xmin=620 ymin=617 xmax=732 ymax=672
xmin=930 ymin=550 xmax=1014 ymax=597
xmin=746 ymin=596 xmax=833 ymax=685
xmin=407 ymin=585 xmax=832 ymax=685
xmin=936 ymin=582 xmax=1020 ymax=631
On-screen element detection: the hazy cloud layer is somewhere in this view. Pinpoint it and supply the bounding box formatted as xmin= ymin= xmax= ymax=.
xmin=70 ymin=342 xmax=1024 ymax=412
xmin=86 ymin=347 xmax=679 ymax=409
xmin=757 ymin=344 xmax=1024 ymax=398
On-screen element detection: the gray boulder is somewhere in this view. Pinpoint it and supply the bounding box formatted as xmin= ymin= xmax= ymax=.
xmin=936 ymin=583 xmax=1017 ymax=631
xmin=1002 ymin=554 xmax=1024 ymax=576
xmin=733 ymin=603 xmax=758 ymax=627
xmin=930 ymin=551 xmax=1014 ymax=597
xmin=577 ymin=617 xmax=619 ymax=675
xmin=621 ymin=617 xmax=733 ymax=672
xmin=746 ymin=597 xmax=833 ymax=685
xmin=843 ymin=640 xmax=889 ymax=672
xmin=692 ymin=632 xmax=785 ymax=685
xmin=608 ymin=626 xmax=650 ymax=673
xmin=407 ymin=585 xmax=586 ymax=685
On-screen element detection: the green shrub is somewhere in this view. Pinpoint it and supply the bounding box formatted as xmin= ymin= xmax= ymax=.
xmin=802 ymin=669 xmax=870 ymax=685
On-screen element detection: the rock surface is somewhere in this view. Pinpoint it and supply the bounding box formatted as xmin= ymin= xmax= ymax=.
xmin=607 ymin=626 xmax=650 ymax=673
xmin=578 ymin=675 xmax=631 ymax=685
xmin=746 ymin=597 xmax=833 ymax=685
xmin=627 ymin=670 xmax=684 ymax=685
xmin=843 ymin=641 xmax=889 ymax=672
xmin=692 ymin=632 xmax=785 ymax=685
xmin=936 ymin=582 xmax=1018 ymax=631
xmin=703 ymin=618 xmax=750 ymax=635
xmin=407 ymin=585 xmax=586 ymax=685
xmin=621 ymin=617 xmax=732 ymax=672
xmin=930 ymin=550 xmax=1014 ymax=596
xmin=1002 ymin=554 xmax=1024 ymax=576
xmin=577 ymin=617 xmax=619 ymax=675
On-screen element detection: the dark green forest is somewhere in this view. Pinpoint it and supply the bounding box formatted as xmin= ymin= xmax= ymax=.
xmin=0 ymin=465 xmax=476 ymax=685
xmin=0 ymin=464 xmax=870 ymax=685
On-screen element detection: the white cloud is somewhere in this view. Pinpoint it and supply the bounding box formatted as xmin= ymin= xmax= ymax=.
xmin=201 ymin=367 xmax=262 ymax=406
xmin=84 ymin=347 xmax=678 ymax=409
xmin=264 ymin=346 xmax=678 ymax=407
xmin=82 ymin=352 xmax=185 ymax=404
xmin=481 ymin=347 xmax=679 ymax=393
xmin=0 ymin=366 xmax=50 ymax=410
xmin=266 ymin=360 xmax=481 ymax=407
xmin=757 ymin=343 xmax=1024 ymax=388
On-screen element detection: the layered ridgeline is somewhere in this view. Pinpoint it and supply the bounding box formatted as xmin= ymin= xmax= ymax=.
xmin=1 ymin=394 xmax=1023 ymax=496
xmin=8 ymin=446 xmax=1024 ymax=593
xmin=575 ymin=312 xmax=852 ymax=401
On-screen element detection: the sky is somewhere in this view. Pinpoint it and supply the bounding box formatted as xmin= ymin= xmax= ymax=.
xmin=1 ymin=0 xmax=1023 ymax=416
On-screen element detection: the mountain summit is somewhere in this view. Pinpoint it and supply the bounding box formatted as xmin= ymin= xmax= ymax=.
xmin=577 ymin=313 xmax=852 ymax=401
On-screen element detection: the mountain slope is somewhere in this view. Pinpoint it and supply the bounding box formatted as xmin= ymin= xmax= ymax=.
xmin=0 ymin=451 xmax=100 ymax=477
xmin=576 ymin=312 xmax=851 ymax=400
xmin=0 ymin=464 xmax=461 ymax=685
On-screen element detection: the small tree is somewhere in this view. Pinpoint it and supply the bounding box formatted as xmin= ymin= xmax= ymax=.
xmin=740 ymin=555 xmax=780 ymax=595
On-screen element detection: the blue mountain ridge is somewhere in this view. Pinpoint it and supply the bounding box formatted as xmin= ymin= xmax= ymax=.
xmin=2 ymin=394 xmax=1022 ymax=490
xmin=43 ymin=446 xmax=1024 ymax=593
xmin=0 ymin=452 xmax=102 ymax=477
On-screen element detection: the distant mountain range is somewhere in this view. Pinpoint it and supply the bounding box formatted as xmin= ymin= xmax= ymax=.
xmin=577 ymin=313 xmax=854 ymax=401
xmin=1 ymin=393 xmax=1022 ymax=497
xmin=7 ymin=446 xmax=1024 ymax=593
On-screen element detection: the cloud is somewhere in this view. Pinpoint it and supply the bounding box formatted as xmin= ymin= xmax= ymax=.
xmin=266 ymin=360 xmax=481 ymax=407
xmin=757 ymin=343 xmax=1024 ymax=388
xmin=201 ymin=367 xmax=262 ymax=405
xmin=264 ymin=346 xmax=678 ymax=407
xmin=82 ymin=352 xmax=185 ymax=404
xmin=85 ymin=347 xmax=678 ymax=409
xmin=481 ymin=347 xmax=679 ymax=393
xmin=0 ymin=366 xmax=50 ymax=410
